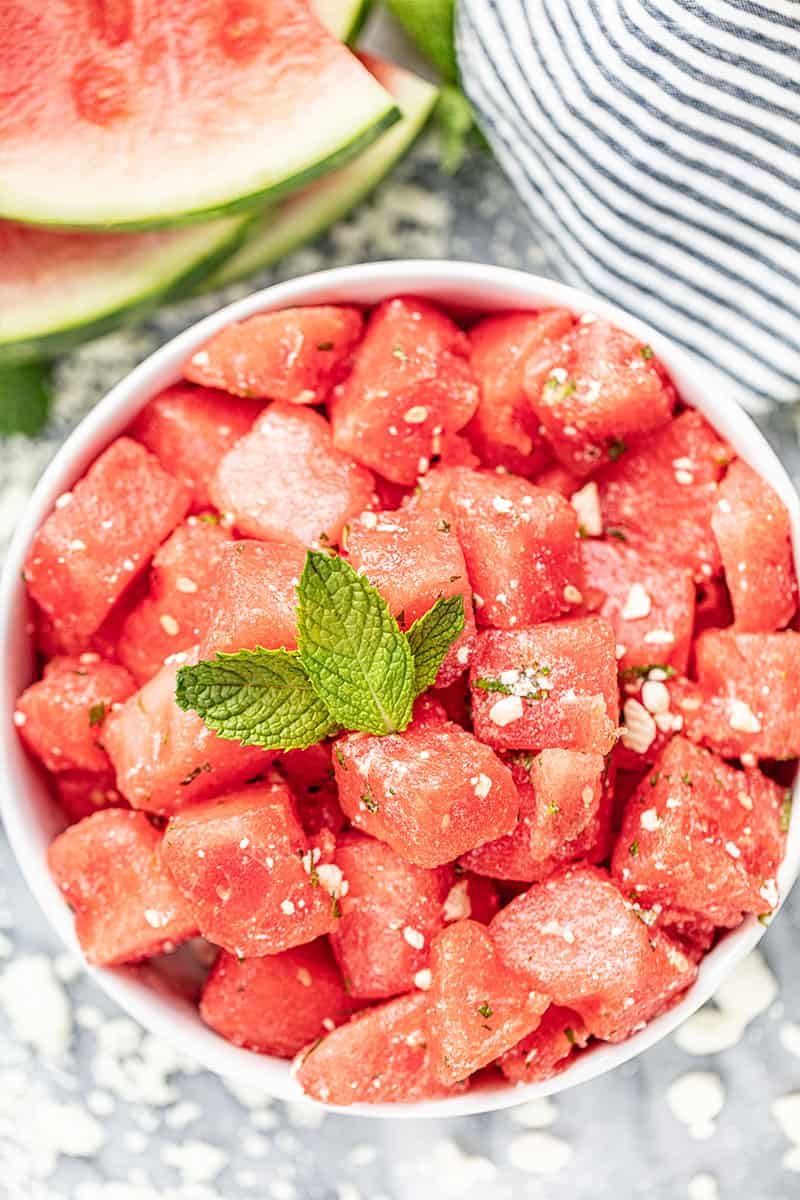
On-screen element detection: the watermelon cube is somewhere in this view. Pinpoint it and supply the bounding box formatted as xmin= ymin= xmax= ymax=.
xmin=458 ymin=874 xmax=502 ymax=925
xmin=615 ymin=671 xmax=693 ymax=770
xmin=427 ymin=920 xmax=548 ymax=1084
xmin=54 ymin=769 xmax=126 ymax=824
xmin=129 ymin=383 xmax=263 ymax=511
xmin=210 ymin=403 xmax=374 ymax=547
xmin=330 ymin=832 xmax=454 ymax=1000
xmin=15 ymin=654 xmax=135 ymax=774
xmin=595 ymin=411 xmax=731 ymax=580
xmin=117 ymin=517 xmax=233 ymax=683
xmin=581 ymin=539 xmax=695 ymax=674
xmin=611 ymin=736 xmax=786 ymax=927
xmin=24 ymin=437 xmax=191 ymax=652
xmin=330 ymin=297 xmax=480 ymax=484
xmin=333 ymin=722 xmax=518 ymax=868
xmin=294 ymin=992 xmax=457 ymax=1105
xmin=693 ymin=577 xmax=733 ymax=640
xmin=103 ymin=657 xmax=273 ymax=816
xmin=470 ymin=619 xmax=619 ymax=754
xmin=490 ymin=864 xmax=697 ymax=1041
xmin=711 ymin=460 xmax=797 ymax=632
xmin=199 ymin=539 xmax=305 ymax=657
xmin=200 ymin=940 xmax=361 ymax=1058
xmin=161 ymin=777 xmax=338 ymax=957
xmin=534 ymin=463 xmax=582 ymax=498
xmin=184 ymin=306 xmax=364 ymax=403
xmin=48 ymin=810 xmax=198 ymax=966
xmin=524 ymin=318 xmax=675 ymax=475
xmin=276 ymin=743 xmax=345 ymax=837
xmin=345 ymin=506 xmax=476 ymax=685
xmin=464 ymin=310 xmax=573 ymax=476
xmin=679 ymin=630 xmax=800 ymax=761
xmin=498 ymin=1005 xmax=589 ymax=1085
xmin=420 ymin=468 xmax=585 ymax=628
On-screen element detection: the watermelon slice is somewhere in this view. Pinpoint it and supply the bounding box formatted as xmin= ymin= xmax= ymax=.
xmin=208 ymin=55 xmax=439 ymax=287
xmin=0 ymin=1 xmax=399 ymax=229
xmin=313 ymin=0 xmax=371 ymax=42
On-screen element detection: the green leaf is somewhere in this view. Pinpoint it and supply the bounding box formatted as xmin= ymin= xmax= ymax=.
xmin=406 ymin=594 xmax=464 ymax=694
xmin=435 ymin=85 xmax=475 ymax=174
xmin=297 ymin=551 xmax=414 ymax=735
xmin=175 ymin=648 xmax=337 ymax=751
xmin=0 ymin=361 xmax=52 ymax=436
xmin=382 ymin=0 xmax=458 ymax=82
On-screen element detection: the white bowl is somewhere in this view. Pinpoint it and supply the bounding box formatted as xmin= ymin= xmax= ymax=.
xmin=2 ymin=261 xmax=799 ymax=1118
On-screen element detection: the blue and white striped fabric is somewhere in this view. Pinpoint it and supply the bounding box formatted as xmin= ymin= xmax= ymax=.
xmin=456 ymin=0 xmax=800 ymax=410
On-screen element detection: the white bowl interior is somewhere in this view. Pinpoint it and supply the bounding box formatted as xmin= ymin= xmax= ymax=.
xmin=2 ymin=261 xmax=799 ymax=1118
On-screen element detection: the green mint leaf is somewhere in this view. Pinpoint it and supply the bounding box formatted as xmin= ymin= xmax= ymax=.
xmin=297 ymin=551 xmax=414 ymax=735
xmin=175 ymin=648 xmax=337 ymax=751
xmin=435 ymin=85 xmax=474 ymax=174
xmin=0 ymin=361 xmax=52 ymax=436
xmin=406 ymin=594 xmax=465 ymax=694
xmin=382 ymin=0 xmax=458 ymax=82
xmin=88 ymin=701 xmax=106 ymax=727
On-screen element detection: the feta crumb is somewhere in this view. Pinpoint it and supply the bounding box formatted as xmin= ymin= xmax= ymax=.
xmin=403 ymin=405 xmax=428 ymax=424
xmin=643 ymin=629 xmax=675 ymax=646
xmin=456 ymin=645 xmax=471 ymax=665
xmin=360 ymin=511 xmax=377 ymax=529
xmin=727 ymin=698 xmax=761 ymax=733
xmin=615 ymin=643 xmax=627 ymax=660
xmin=443 ymin=880 xmax=471 ymax=922
xmin=563 ymin=584 xmax=583 ymax=605
xmin=471 ymin=772 xmax=492 ymax=799
xmin=159 ymin=614 xmax=180 ymax=636
xmin=621 ymin=697 xmax=657 ymax=754
xmin=68 ymin=539 xmax=87 ymax=552
xmin=12 ymin=711 xmax=25 ymax=727
xmin=280 ymin=900 xmax=295 ymax=916
xmin=55 ymin=492 xmax=73 ymax=508
xmin=175 ymin=576 xmax=198 ymax=594
xmin=488 ymin=694 xmax=524 ymax=726
xmin=641 ymin=679 xmax=670 ymax=714
xmin=143 ymin=909 xmax=169 ymax=928
xmin=296 ymin=968 xmax=312 ymax=988
xmin=570 ymin=481 xmax=603 ymax=536
xmin=621 ymin=582 xmax=652 ymax=621
xmin=640 ymin=808 xmax=661 ymax=832
xmin=403 ymin=926 xmax=425 ymax=950
xmin=492 ymin=496 xmax=514 ymax=514
xmin=414 ymin=969 xmax=432 ymax=991
xmin=675 ymin=469 xmax=694 ymax=485
xmin=316 ymin=864 xmax=346 ymax=899
xmin=740 ymin=752 xmax=757 ymax=767
xmin=724 ymin=841 xmax=741 ymax=859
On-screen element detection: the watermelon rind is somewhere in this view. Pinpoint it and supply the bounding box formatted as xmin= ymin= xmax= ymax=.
xmin=314 ymin=0 xmax=373 ymax=41
xmin=206 ymin=57 xmax=438 ymax=289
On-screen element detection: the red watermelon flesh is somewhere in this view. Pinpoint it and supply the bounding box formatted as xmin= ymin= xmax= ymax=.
xmin=330 ymin=297 xmax=480 ymax=485
xmin=294 ymin=991 xmax=458 ymax=1105
xmin=330 ymin=832 xmax=454 ymax=1000
xmin=464 ymin=310 xmax=573 ymax=476
xmin=185 ymin=306 xmax=364 ymax=402
xmin=200 ymin=940 xmax=362 ymax=1058
xmin=118 ymin=517 xmax=233 ymax=684
xmin=48 ymin=810 xmax=198 ymax=966
xmin=498 ymin=1005 xmax=589 ymax=1085
xmin=275 ymin=742 xmax=345 ymax=837
xmin=595 ymin=411 xmax=731 ymax=581
xmin=427 ymin=919 xmax=548 ymax=1083
xmin=162 ymin=778 xmax=338 ymax=957
xmin=54 ymin=768 xmax=127 ymax=825
xmin=24 ymin=437 xmax=191 ymax=652
xmin=15 ymin=654 xmax=135 ymax=774
xmin=490 ymin=864 xmax=697 ymax=1042
xmin=581 ymin=539 xmax=695 ymax=675
xmin=711 ymin=459 xmax=797 ymax=632
xmin=210 ymin=402 xmax=374 ymax=547
xmin=199 ymin=539 xmax=305 ymax=657
xmin=470 ymin=619 xmax=619 ymax=755
xmin=611 ymin=736 xmax=786 ymax=927
xmin=524 ymin=317 xmax=675 ymax=476
xmin=693 ymin=577 xmax=733 ymax=641
xmin=129 ymin=384 xmax=263 ymax=511
xmin=103 ymin=655 xmax=273 ymax=816
xmin=333 ymin=722 xmax=519 ymax=868
xmin=533 ymin=463 xmax=582 ymax=498
xmin=345 ymin=506 xmax=476 ymax=685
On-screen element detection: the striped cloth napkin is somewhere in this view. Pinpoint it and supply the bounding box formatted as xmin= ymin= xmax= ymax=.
xmin=456 ymin=0 xmax=800 ymax=410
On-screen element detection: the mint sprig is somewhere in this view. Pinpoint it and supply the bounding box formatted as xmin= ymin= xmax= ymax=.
xmin=177 ymin=552 xmax=466 ymax=749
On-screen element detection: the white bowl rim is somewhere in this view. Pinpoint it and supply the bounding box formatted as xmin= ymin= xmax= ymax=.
xmin=1 ymin=259 xmax=799 ymax=1119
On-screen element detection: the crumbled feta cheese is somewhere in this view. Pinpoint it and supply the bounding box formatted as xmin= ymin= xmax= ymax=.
xmin=488 ymin=695 xmax=524 ymax=726
xmin=727 ymin=698 xmax=761 ymax=733
xmin=724 ymin=841 xmax=741 ymax=859
xmin=175 ymin=576 xmax=198 ymax=594
xmin=570 ymin=481 xmax=603 ymax=536
xmin=360 ymin=511 xmax=377 ymax=529
xmin=296 ymin=967 xmax=312 ymax=988
xmin=641 ymin=679 xmax=670 ymax=714
xmin=621 ymin=582 xmax=652 ymax=621
xmin=443 ymin=880 xmax=471 ymax=922
xmin=492 ymin=496 xmax=513 ymax=514
xmin=640 ymin=808 xmax=661 ymax=832
xmin=280 ymin=900 xmax=295 ymax=916
xmin=563 ymin=584 xmax=583 ymax=605
xmin=403 ymin=405 xmax=428 ymax=424
xmin=159 ymin=614 xmax=180 ymax=636
xmin=643 ymin=629 xmax=675 ymax=645
xmin=403 ymin=926 xmax=425 ymax=950
xmin=414 ymin=969 xmax=432 ymax=991
xmin=471 ymin=773 xmax=493 ymax=799
xmin=621 ymin=697 xmax=657 ymax=754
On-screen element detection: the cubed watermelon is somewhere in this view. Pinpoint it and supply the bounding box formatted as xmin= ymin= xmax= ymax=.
xmin=595 ymin=411 xmax=731 ymax=581
xmin=611 ymin=736 xmax=786 ymax=927
xmin=464 ymin=310 xmax=573 ymax=476
xmin=15 ymin=654 xmax=135 ymax=774
xmin=210 ymin=403 xmax=374 ymax=547
xmin=54 ymin=768 xmax=126 ymax=824
xmin=24 ymin=437 xmax=191 ymax=652
xmin=199 ymin=539 xmax=305 ymax=657
xmin=427 ymin=919 xmax=548 ymax=1083
xmin=470 ymin=619 xmax=619 ymax=754
xmin=333 ymin=722 xmax=519 ymax=868
xmin=200 ymin=940 xmax=361 ymax=1058
xmin=581 ymin=539 xmax=695 ymax=675
xmin=294 ymin=992 xmax=457 ymax=1105
xmin=490 ymin=865 xmax=697 ymax=1041
xmin=104 ymin=657 xmax=273 ymax=816
xmin=711 ymin=460 xmax=797 ymax=632
xmin=498 ymin=1005 xmax=589 ymax=1085
xmin=693 ymin=577 xmax=733 ymax=640
xmin=48 ymin=810 xmax=197 ymax=966
xmin=524 ymin=318 xmax=675 ymax=475
xmin=161 ymin=777 xmax=338 ymax=957
xmin=184 ymin=307 xmax=364 ymax=403
xmin=330 ymin=297 xmax=480 ymax=485
xmin=345 ymin=506 xmax=476 ymax=685
xmin=129 ymin=383 xmax=263 ymax=511
xmin=678 ymin=630 xmax=800 ymax=761
xmin=117 ymin=517 xmax=233 ymax=684
xmin=330 ymin=832 xmax=454 ymax=1000
xmin=276 ymin=743 xmax=345 ymax=837
xmin=534 ymin=463 xmax=582 ymax=498
xmin=416 ymin=468 xmax=584 ymax=629
xmin=615 ymin=670 xmax=691 ymax=769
